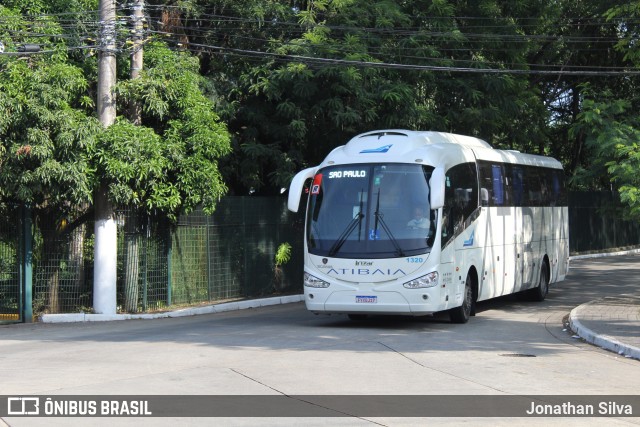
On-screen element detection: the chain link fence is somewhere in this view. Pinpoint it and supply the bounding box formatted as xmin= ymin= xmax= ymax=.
xmin=569 ymin=191 xmax=640 ymax=253
xmin=0 ymin=204 xmax=22 ymax=323
xmin=32 ymin=196 xmax=305 ymax=316
xmin=0 ymin=192 xmax=637 ymax=320
xmin=32 ymin=210 xmax=93 ymax=316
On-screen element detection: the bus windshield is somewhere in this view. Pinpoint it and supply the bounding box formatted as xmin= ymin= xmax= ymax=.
xmin=307 ymin=164 xmax=436 ymax=259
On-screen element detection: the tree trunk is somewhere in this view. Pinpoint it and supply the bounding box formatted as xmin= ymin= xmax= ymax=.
xmin=69 ymin=223 xmax=86 ymax=296
xmin=123 ymin=212 xmax=140 ymax=313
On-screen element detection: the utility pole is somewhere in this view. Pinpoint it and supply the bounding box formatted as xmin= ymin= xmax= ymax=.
xmin=129 ymin=0 xmax=144 ymax=124
xmin=94 ymin=0 xmax=118 ymax=314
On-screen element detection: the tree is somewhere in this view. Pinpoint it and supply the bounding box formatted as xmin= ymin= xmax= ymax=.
xmin=0 ymin=5 xmax=231 ymax=216
xmin=162 ymin=0 xmax=568 ymax=193
xmin=567 ymin=2 xmax=640 ymax=220
xmin=570 ymin=91 xmax=640 ymax=219
xmin=0 ymin=4 xmax=101 ymax=312
xmin=99 ymin=41 xmax=231 ymax=218
xmin=155 ymin=0 xmax=637 ymax=198
xmin=0 ymin=3 xmax=231 ymax=312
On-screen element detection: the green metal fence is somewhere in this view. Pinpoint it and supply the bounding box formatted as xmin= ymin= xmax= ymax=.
xmin=0 ymin=204 xmax=22 ymax=323
xmin=32 ymin=212 xmax=93 ymax=316
xmin=0 ymin=192 xmax=638 ymax=322
xmin=67 ymin=198 xmax=306 ymax=315
xmin=169 ymin=198 xmax=305 ymax=308
xmin=15 ymin=197 xmax=304 ymax=317
xmin=119 ymin=209 xmax=170 ymax=313
xmin=569 ymin=191 xmax=640 ymax=253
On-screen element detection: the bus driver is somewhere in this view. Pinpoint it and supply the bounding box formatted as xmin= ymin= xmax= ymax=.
xmin=407 ymin=207 xmax=429 ymax=229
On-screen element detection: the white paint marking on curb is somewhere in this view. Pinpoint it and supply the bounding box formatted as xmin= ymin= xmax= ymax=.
xmin=40 ymin=295 xmax=304 ymax=323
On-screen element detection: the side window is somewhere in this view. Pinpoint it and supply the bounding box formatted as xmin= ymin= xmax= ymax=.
xmin=524 ymin=166 xmax=543 ymax=206
xmin=510 ymin=165 xmax=524 ymax=207
xmin=477 ymin=163 xmax=565 ymax=207
xmin=478 ymin=162 xmax=493 ymax=205
xmin=551 ymin=169 xmax=567 ymax=206
xmin=540 ymin=169 xmax=551 ymax=205
xmin=478 ymin=161 xmax=505 ymax=206
xmin=491 ymin=164 xmax=505 ymax=206
xmin=442 ymin=162 xmax=478 ymax=245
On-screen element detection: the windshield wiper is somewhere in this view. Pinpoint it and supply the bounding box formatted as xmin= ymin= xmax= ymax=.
xmin=328 ymin=190 xmax=365 ymax=257
xmin=374 ymin=190 xmax=405 ymax=257
xmin=328 ymin=212 xmax=364 ymax=257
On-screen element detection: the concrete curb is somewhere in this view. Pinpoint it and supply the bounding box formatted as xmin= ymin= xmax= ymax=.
xmin=40 ymin=294 xmax=304 ymax=323
xmin=569 ymin=247 xmax=640 ymax=260
xmin=569 ymin=301 xmax=640 ymax=361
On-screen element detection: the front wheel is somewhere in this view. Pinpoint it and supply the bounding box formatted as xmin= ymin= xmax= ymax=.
xmin=449 ymin=274 xmax=474 ymax=324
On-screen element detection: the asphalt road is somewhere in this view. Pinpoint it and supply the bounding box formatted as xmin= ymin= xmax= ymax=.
xmin=1 ymin=255 xmax=639 ymax=426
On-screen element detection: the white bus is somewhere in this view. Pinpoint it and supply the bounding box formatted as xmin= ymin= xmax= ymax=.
xmin=287 ymin=130 xmax=569 ymax=323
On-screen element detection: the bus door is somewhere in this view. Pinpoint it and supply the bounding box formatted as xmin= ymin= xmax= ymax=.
xmin=442 ymin=162 xmax=480 ymax=300
xmin=491 ymin=163 xmax=513 ymax=295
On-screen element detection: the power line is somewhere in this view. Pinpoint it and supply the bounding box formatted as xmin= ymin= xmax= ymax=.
xmin=184 ymin=41 xmax=640 ymax=76
xmin=145 ymin=27 xmax=632 ymax=71
xmin=0 ymin=6 xmax=637 ymax=77
xmin=0 ymin=45 xmax=94 ymax=56
xmin=2 ymin=9 xmax=636 ymax=45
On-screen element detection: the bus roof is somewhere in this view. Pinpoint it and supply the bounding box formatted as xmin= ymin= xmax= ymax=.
xmin=346 ymin=130 xmax=492 ymax=152
xmin=320 ymin=129 xmax=562 ymax=170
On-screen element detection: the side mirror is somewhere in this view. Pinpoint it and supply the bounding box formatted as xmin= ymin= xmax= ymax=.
xmin=287 ymin=167 xmax=316 ymax=212
xmin=480 ymin=188 xmax=489 ymax=207
xmin=429 ymin=167 xmax=445 ymax=210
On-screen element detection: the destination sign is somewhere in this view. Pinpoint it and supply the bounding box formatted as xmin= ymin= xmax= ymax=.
xmin=327 ymin=170 xmax=366 ymax=179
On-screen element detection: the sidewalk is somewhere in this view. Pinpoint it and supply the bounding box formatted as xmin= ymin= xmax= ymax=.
xmin=569 ymin=294 xmax=640 ymax=361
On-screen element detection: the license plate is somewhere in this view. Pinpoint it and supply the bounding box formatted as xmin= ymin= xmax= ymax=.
xmin=355 ymin=295 xmax=377 ymax=303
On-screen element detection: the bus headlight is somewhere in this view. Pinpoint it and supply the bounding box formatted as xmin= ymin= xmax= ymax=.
xmin=304 ymin=272 xmax=330 ymax=288
xmin=403 ymin=271 xmax=439 ymax=289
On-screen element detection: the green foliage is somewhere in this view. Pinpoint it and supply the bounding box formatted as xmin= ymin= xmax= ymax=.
xmin=0 ymin=42 xmax=98 ymax=210
xmin=570 ymin=90 xmax=640 ymax=220
xmin=2 ymin=0 xmax=639 ymax=214
xmin=110 ymin=42 xmax=232 ymax=217
xmin=168 ymin=0 xmax=636 ymax=197
xmin=274 ymin=242 xmax=292 ymax=267
xmin=0 ymin=5 xmax=231 ymax=220
xmin=273 ymin=241 xmax=292 ymax=291
xmin=605 ymin=3 xmax=640 ymax=65
xmin=205 ymin=0 xmax=561 ymax=193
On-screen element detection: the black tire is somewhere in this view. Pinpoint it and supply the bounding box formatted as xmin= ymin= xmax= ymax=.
xmin=529 ymin=262 xmax=549 ymax=302
xmin=449 ymin=274 xmax=474 ymax=324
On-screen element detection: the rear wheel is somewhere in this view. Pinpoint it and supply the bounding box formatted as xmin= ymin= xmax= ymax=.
xmin=449 ymin=274 xmax=474 ymax=324
xmin=529 ymin=262 xmax=549 ymax=302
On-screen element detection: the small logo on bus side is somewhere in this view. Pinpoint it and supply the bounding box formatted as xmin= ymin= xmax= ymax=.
xmin=463 ymin=230 xmax=475 ymax=247
xmin=360 ymin=144 xmax=393 ymax=154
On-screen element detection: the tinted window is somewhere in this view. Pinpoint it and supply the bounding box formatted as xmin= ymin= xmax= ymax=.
xmin=306 ymin=164 xmax=436 ymax=258
xmin=479 ymin=160 xmax=566 ymax=207
xmin=442 ymin=162 xmax=479 ymax=245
